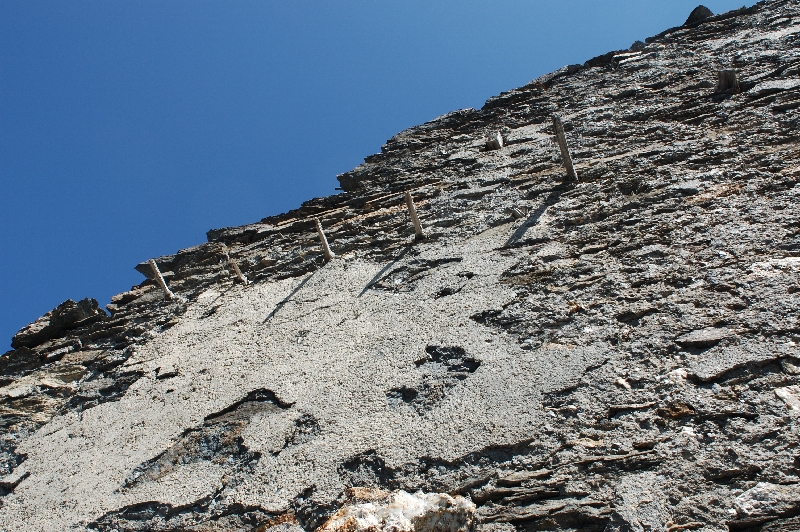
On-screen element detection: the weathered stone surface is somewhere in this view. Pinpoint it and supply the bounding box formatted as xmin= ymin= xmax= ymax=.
xmin=604 ymin=473 xmax=669 ymax=532
xmin=3 ymin=1 xmax=800 ymax=531
xmin=775 ymin=385 xmax=800 ymax=411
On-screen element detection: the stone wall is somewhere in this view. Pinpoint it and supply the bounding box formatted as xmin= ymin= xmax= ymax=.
xmin=2 ymin=2 xmax=800 ymax=530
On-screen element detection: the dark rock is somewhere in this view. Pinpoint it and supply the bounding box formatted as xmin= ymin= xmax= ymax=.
xmin=685 ymin=5 xmax=713 ymax=26
xmin=716 ymin=70 xmax=741 ymax=94
xmin=0 ymin=348 xmax=43 ymax=377
xmin=11 ymin=298 xmax=106 ymax=349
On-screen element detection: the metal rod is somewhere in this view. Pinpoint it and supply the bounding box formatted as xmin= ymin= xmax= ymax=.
xmin=229 ymin=259 xmax=249 ymax=284
xmin=404 ymin=191 xmax=425 ymax=240
xmin=315 ymin=218 xmax=336 ymax=260
xmin=148 ymin=259 xmax=175 ymax=300
xmin=222 ymin=246 xmax=249 ymax=284
xmin=552 ymin=114 xmax=578 ymax=183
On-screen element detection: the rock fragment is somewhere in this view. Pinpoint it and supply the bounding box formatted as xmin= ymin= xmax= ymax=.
xmin=774 ymin=386 xmax=800 ymax=411
xmin=485 ymin=132 xmax=503 ymax=150
xmin=731 ymin=482 xmax=800 ymax=520
xmin=675 ymin=327 xmax=731 ymax=348
xmin=318 ymin=489 xmax=475 ymax=532
xmin=605 ymin=473 xmax=669 ymax=532
xmin=716 ymin=70 xmax=740 ymax=94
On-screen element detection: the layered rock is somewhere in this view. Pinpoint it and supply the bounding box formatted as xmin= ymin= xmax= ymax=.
xmin=2 ymin=1 xmax=800 ymax=530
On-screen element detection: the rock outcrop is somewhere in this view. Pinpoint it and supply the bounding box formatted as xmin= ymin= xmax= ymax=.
xmin=2 ymin=1 xmax=800 ymax=530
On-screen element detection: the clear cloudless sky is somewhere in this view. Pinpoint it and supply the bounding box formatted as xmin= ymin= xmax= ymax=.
xmin=1 ymin=1 xmax=748 ymax=349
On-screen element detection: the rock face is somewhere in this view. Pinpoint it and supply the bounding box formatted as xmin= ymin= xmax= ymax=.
xmin=2 ymin=1 xmax=800 ymax=531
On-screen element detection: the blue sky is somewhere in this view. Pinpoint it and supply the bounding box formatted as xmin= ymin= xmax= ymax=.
xmin=1 ymin=1 xmax=747 ymax=348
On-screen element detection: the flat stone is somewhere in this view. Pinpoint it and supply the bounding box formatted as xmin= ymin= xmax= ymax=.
xmin=675 ymin=327 xmax=732 ymax=348
xmin=732 ymin=482 xmax=800 ymax=519
xmin=775 ymin=385 xmax=800 ymax=411
xmin=748 ymin=79 xmax=800 ymax=98
xmin=688 ymin=341 xmax=788 ymax=382
xmin=0 ymin=466 xmax=29 ymax=491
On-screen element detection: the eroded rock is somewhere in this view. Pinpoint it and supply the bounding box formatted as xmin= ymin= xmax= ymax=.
xmin=11 ymin=298 xmax=105 ymax=349
xmin=318 ymin=489 xmax=475 ymax=532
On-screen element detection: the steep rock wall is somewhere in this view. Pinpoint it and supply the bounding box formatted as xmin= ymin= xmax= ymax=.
xmin=2 ymin=2 xmax=800 ymax=530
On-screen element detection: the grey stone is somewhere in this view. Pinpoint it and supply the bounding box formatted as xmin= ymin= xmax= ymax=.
xmin=732 ymin=482 xmax=800 ymax=519
xmin=675 ymin=327 xmax=732 ymax=348
xmin=605 ymin=473 xmax=669 ymax=532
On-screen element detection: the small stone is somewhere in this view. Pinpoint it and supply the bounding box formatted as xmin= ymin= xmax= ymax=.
xmin=0 ymin=466 xmax=29 ymax=492
xmin=155 ymin=364 xmax=179 ymax=380
xmin=485 ymin=132 xmax=503 ymax=150
xmin=666 ymin=368 xmax=688 ymax=385
xmin=781 ymin=358 xmax=800 ymax=375
xmin=615 ymin=377 xmax=632 ymax=390
xmin=568 ymin=437 xmax=604 ymax=448
xmin=675 ymin=327 xmax=731 ymax=348
xmin=775 ymin=385 xmax=800 ymax=411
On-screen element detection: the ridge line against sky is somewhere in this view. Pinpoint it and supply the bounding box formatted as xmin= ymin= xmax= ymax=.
xmin=0 ymin=1 xmax=750 ymax=347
